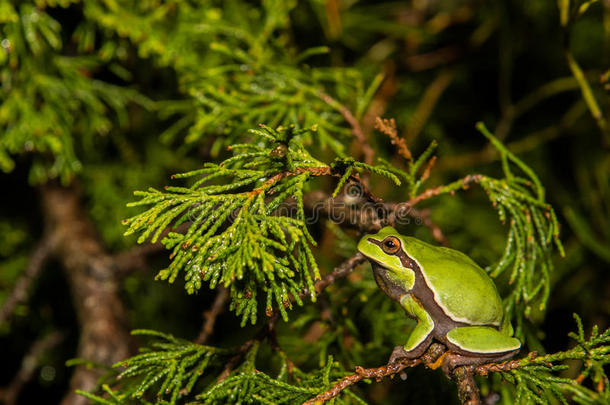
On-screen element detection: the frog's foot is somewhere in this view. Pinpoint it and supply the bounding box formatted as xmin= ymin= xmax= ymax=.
xmin=441 ymin=326 xmax=521 ymax=375
xmin=389 ymin=334 xmax=434 ymax=364
xmin=389 ymin=344 xmax=427 ymax=364
xmin=389 ymin=346 xmax=411 ymax=364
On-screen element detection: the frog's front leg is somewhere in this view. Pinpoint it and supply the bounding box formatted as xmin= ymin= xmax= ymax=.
xmin=390 ymin=294 xmax=435 ymax=364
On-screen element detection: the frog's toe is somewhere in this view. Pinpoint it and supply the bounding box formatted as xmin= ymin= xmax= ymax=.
xmin=389 ymin=346 xmax=410 ymax=364
xmin=389 ymin=338 xmax=432 ymax=364
xmin=389 ymin=345 xmax=423 ymax=364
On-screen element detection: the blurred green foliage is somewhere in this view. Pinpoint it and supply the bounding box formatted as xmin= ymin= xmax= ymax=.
xmin=0 ymin=0 xmax=608 ymax=404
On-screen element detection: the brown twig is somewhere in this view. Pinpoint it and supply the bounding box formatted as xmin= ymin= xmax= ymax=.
xmin=372 ymin=117 xmax=449 ymax=244
xmin=375 ymin=117 xmax=412 ymax=160
xmin=304 ymin=348 xmax=539 ymax=405
xmin=195 ymin=287 xmax=229 ymax=345
xmin=301 ymin=189 xmax=448 ymax=244
xmin=382 ymin=174 xmax=484 ymax=245
xmin=317 ymin=90 xmax=375 ymax=165
xmin=303 ymin=343 xmax=446 ymax=405
xmin=385 ymin=173 xmax=483 ymax=230
xmin=216 ymin=313 xmax=280 ymax=383
xmin=453 ymin=366 xmax=482 ymax=405
xmin=0 ymin=234 xmax=55 ymax=325
xmin=216 ymin=340 xmax=256 ymax=383
xmin=259 ymin=166 xmax=332 ymax=192
xmin=0 ymin=331 xmax=64 ymax=405
xmin=113 ymin=242 xmax=165 ymax=276
xmin=406 ymin=46 xmax=461 ymax=71
xmin=312 ymin=253 xmax=367 ymax=296
xmin=475 ymin=351 xmax=538 ymax=376
xmin=402 ymin=174 xmax=483 ymax=209
xmin=409 ymin=207 xmax=450 ymax=246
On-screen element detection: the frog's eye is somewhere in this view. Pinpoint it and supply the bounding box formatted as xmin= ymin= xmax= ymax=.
xmin=381 ymin=236 xmax=401 ymax=254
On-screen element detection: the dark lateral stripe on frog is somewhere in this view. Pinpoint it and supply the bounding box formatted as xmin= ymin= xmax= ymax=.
xmin=366 ymin=237 xmax=505 ymax=356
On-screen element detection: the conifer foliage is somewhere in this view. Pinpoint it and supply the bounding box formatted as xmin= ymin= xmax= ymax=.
xmin=123 ymin=124 xmax=398 ymax=325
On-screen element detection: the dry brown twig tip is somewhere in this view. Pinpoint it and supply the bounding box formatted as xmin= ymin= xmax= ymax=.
xmin=375 ymin=117 xmax=412 ymax=160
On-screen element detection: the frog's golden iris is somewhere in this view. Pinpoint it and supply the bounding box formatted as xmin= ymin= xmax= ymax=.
xmin=381 ymin=236 xmax=401 ymax=254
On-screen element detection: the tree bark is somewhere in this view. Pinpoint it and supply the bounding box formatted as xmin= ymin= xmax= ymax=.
xmin=40 ymin=184 xmax=131 ymax=405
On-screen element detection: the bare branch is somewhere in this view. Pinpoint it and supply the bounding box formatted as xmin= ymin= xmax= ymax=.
xmin=303 ymin=343 xmax=446 ymax=404
xmin=113 ymin=243 xmax=164 ymax=276
xmin=0 ymin=234 xmax=56 ymax=325
xmin=475 ymin=351 xmax=538 ymax=376
xmin=318 ymin=90 xmax=375 ymax=165
xmin=409 ymin=207 xmax=450 ymax=246
xmin=216 ymin=313 xmax=280 ymax=383
xmin=388 ymin=174 xmax=483 ymax=216
xmin=406 ymin=46 xmax=461 ymax=71
xmin=313 ymin=253 xmax=367 ymax=295
xmin=453 ymin=366 xmax=482 ymax=405
xmin=0 ymin=331 xmax=64 ymax=405
xmin=195 ymin=287 xmax=229 ymax=345
xmin=40 ymin=184 xmax=132 ymax=405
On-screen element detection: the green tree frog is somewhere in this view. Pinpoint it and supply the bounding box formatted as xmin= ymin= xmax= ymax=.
xmin=357 ymin=227 xmax=521 ymax=371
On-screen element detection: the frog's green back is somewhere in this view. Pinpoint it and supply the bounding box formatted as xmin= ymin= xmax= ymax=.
xmin=400 ymin=236 xmax=504 ymax=326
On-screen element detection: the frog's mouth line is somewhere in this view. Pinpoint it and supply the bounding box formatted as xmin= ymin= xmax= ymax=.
xmin=366 ymin=256 xmax=391 ymax=271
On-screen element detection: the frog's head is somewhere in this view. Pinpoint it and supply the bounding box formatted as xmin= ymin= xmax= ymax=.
xmin=357 ymin=226 xmax=415 ymax=291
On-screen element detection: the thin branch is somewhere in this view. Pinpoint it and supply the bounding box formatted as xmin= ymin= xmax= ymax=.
xmin=408 ymin=174 xmax=483 ymax=206
xmin=114 ymin=222 xmax=191 ymax=276
xmin=304 ymin=347 xmax=546 ymax=405
xmin=0 ymin=331 xmax=64 ymax=405
xmin=565 ymin=51 xmax=609 ymax=142
xmin=406 ymin=46 xmax=461 ymax=71
xmin=387 ymin=174 xmax=483 ymax=219
xmin=317 ymin=90 xmax=375 ymax=165
xmin=216 ymin=339 xmax=257 ymax=383
xmin=453 ymin=366 xmax=481 ymax=405
xmin=0 ymin=234 xmax=56 ymax=325
xmin=216 ymin=313 xmax=280 ymax=383
xmin=303 ymin=343 xmax=447 ymax=404
xmin=302 ymin=190 xmax=448 ymax=244
xmin=437 ymin=101 xmax=585 ymax=171
xmin=312 ymin=253 xmax=367 ymax=295
xmin=409 ymin=207 xmax=450 ymax=246
xmin=475 ymin=351 xmax=538 ymax=376
xmin=494 ymin=77 xmax=579 ymax=141
xmin=195 ymin=287 xmax=229 ymax=345
xmin=404 ymin=69 xmax=455 ymax=143
xmin=258 ymin=166 xmax=332 ymax=191
xmin=113 ymin=243 xmax=164 ymax=276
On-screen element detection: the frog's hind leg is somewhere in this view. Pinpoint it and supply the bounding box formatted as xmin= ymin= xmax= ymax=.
xmin=441 ymin=326 xmax=521 ymax=374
